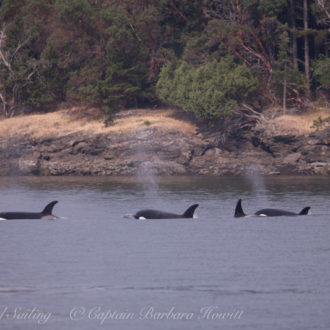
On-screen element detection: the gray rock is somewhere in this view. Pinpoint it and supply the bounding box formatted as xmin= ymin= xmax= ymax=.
xmin=1 ymin=118 xmax=330 ymax=176
xmin=283 ymin=152 xmax=301 ymax=164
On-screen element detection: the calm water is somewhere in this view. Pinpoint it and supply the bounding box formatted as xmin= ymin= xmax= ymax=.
xmin=0 ymin=176 xmax=329 ymax=330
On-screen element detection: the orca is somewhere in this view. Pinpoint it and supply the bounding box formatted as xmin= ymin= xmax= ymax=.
xmin=134 ymin=204 xmax=199 ymax=220
xmin=234 ymin=199 xmax=310 ymax=218
xmin=0 ymin=201 xmax=58 ymax=220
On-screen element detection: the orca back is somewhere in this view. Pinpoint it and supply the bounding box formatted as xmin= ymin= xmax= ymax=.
xmin=255 ymin=208 xmax=297 ymax=217
xmin=134 ymin=204 xmax=199 ymax=220
xmin=256 ymin=207 xmax=310 ymax=217
xmin=0 ymin=212 xmax=43 ymax=220
xmin=134 ymin=210 xmax=178 ymax=219
xmin=0 ymin=201 xmax=58 ymax=220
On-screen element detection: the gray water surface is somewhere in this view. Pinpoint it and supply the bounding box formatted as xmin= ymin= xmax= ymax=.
xmin=0 ymin=176 xmax=329 ymax=330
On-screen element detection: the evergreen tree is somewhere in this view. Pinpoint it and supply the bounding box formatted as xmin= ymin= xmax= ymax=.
xmin=0 ymin=0 xmax=328 ymax=120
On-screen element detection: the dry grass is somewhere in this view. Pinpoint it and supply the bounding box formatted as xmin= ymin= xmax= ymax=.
xmin=0 ymin=108 xmax=196 ymax=139
xmin=264 ymin=107 xmax=330 ymax=135
xmin=1 ymin=106 xmax=329 ymax=140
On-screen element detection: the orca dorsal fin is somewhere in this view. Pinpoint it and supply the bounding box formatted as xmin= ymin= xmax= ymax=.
xmin=299 ymin=206 xmax=310 ymax=215
xmin=234 ymin=199 xmax=246 ymax=217
xmin=182 ymin=204 xmax=199 ymax=218
xmin=41 ymin=201 xmax=58 ymax=215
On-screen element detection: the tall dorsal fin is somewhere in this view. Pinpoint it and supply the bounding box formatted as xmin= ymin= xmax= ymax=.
xmin=182 ymin=204 xmax=199 ymax=218
xmin=41 ymin=201 xmax=58 ymax=215
xmin=234 ymin=199 xmax=246 ymax=217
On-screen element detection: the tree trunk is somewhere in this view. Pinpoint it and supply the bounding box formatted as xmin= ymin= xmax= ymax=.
xmin=304 ymin=0 xmax=310 ymax=96
xmin=0 ymin=92 xmax=7 ymax=118
xmin=283 ymin=63 xmax=287 ymax=112
xmin=289 ymin=0 xmax=298 ymax=69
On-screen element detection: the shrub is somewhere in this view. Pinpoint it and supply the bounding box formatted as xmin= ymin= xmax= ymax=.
xmin=156 ymin=56 xmax=257 ymax=121
xmin=310 ymin=116 xmax=330 ymax=131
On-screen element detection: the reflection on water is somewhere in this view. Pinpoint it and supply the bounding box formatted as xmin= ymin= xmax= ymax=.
xmin=1 ymin=174 xmax=329 ymax=194
xmin=0 ymin=176 xmax=329 ymax=330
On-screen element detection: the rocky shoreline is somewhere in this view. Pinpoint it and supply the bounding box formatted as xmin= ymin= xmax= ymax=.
xmin=0 ymin=112 xmax=329 ymax=176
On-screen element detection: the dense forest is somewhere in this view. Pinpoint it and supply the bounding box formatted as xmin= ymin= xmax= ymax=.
xmin=0 ymin=0 xmax=329 ymax=124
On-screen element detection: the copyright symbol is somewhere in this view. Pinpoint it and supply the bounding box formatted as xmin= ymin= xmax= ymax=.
xmin=70 ymin=306 xmax=86 ymax=321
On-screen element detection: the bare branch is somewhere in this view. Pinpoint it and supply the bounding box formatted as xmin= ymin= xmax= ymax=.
xmin=26 ymin=63 xmax=38 ymax=82
xmin=0 ymin=27 xmax=14 ymax=76
xmin=11 ymin=34 xmax=32 ymax=61
xmin=0 ymin=91 xmax=6 ymax=115
xmin=241 ymin=103 xmax=266 ymax=123
xmin=317 ymin=0 xmax=330 ymax=21
xmin=0 ymin=25 xmax=36 ymax=118
xmin=129 ymin=23 xmax=142 ymax=42
xmin=169 ymin=1 xmax=189 ymax=23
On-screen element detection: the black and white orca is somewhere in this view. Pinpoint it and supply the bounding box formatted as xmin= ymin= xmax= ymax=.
xmin=234 ymin=199 xmax=310 ymax=218
xmin=134 ymin=204 xmax=199 ymax=220
xmin=0 ymin=201 xmax=58 ymax=220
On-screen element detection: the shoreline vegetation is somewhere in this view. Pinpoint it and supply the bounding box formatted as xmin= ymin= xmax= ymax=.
xmin=0 ymin=1 xmax=329 ymax=176
xmin=0 ymin=107 xmax=329 ymax=176
xmin=0 ymin=1 xmax=329 ymax=122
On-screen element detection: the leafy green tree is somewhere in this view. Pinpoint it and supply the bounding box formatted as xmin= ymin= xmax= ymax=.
xmin=55 ymin=0 xmax=93 ymax=29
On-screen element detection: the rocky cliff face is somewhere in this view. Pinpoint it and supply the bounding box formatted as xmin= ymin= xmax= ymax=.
xmin=0 ymin=116 xmax=329 ymax=176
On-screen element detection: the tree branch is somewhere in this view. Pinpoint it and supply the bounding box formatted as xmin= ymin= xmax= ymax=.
xmin=238 ymin=37 xmax=272 ymax=73
xmin=317 ymin=0 xmax=330 ymax=21
xmin=0 ymin=91 xmax=6 ymax=116
xmin=26 ymin=63 xmax=38 ymax=82
xmin=241 ymin=103 xmax=265 ymax=122
xmin=0 ymin=28 xmax=13 ymax=76
xmin=0 ymin=25 xmax=36 ymax=118
xmin=11 ymin=34 xmax=31 ymax=61
xmin=169 ymin=1 xmax=188 ymax=23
